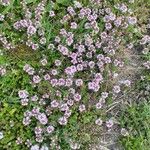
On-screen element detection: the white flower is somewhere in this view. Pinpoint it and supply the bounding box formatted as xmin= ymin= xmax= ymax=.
xmin=128 ymin=17 xmax=137 ymax=25
xmin=70 ymin=142 xmax=81 ymax=149
xmin=121 ymin=128 xmax=129 ymax=136
xmin=40 ymin=145 xmax=49 ymax=150
xmin=74 ymin=1 xmax=82 ymax=8
xmin=0 ymin=132 xmax=4 ymax=139
xmin=31 ymin=144 xmax=40 ymax=150
xmin=95 ymin=118 xmax=103 ymax=126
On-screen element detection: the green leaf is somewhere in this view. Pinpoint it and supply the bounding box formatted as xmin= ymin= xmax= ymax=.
xmin=56 ymin=0 xmax=71 ymax=6
xmin=26 ymin=0 xmax=38 ymax=4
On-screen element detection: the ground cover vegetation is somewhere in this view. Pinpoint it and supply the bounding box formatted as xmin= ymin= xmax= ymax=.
xmin=0 ymin=0 xmax=149 ymax=150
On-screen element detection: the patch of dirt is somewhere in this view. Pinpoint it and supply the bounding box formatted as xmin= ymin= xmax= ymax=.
xmin=89 ymin=45 xmax=145 ymax=150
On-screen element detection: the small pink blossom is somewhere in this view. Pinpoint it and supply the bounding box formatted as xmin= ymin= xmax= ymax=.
xmin=71 ymin=22 xmax=78 ymax=29
xmin=47 ymin=125 xmax=54 ymax=134
xmin=49 ymin=11 xmax=55 ymax=17
xmin=33 ymin=75 xmax=41 ymax=84
xmin=106 ymin=119 xmax=114 ymax=128
xmin=18 ymin=90 xmax=29 ymax=99
xmin=21 ymin=98 xmax=29 ymax=106
xmin=95 ymin=118 xmax=103 ymax=126
xmin=73 ymin=93 xmax=81 ymax=102
xmin=79 ymin=104 xmax=86 ymax=112
xmin=75 ymin=79 xmax=83 ymax=86
xmin=96 ymin=102 xmax=102 ymax=109
xmin=113 ymin=85 xmax=121 ymax=94
xmin=58 ymin=117 xmax=68 ymax=125
xmin=27 ymin=26 xmax=36 ymax=35
xmin=51 ymin=100 xmax=59 ymax=108
xmin=35 ymin=127 xmax=43 ymax=135
xmin=60 ymin=103 xmax=69 ymax=111
xmin=40 ymin=58 xmax=48 ymax=66
xmin=38 ymin=113 xmax=48 ymax=125
xmin=44 ymin=74 xmax=50 ymax=80
xmin=31 ymin=95 xmax=38 ymax=102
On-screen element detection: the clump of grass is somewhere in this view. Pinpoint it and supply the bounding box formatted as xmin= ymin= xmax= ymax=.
xmin=119 ymin=101 xmax=150 ymax=150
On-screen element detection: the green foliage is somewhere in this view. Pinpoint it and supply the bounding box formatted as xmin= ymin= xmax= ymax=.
xmin=0 ymin=103 xmax=32 ymax=150
xmin=120 ymin=102 xmax=150 ymax=150
xmin=56 ymin=0 xmax=71 ymax=6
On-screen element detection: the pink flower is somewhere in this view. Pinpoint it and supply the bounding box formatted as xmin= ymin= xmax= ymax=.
xmin=105 ymin=23 xmax=112 ymax=30
xmin=30 ymin=145 xmax=39 ymax=150
xmin=69 ymin=88 xmax=76 ymax=94
xmin=123 ymin=80 xmax=131 ymax=87
xmin=32 ymin=107 xmax=40 ymax=116
xmin=119 ymin=4 xmax=127 ymax=13
xmin=55 ymin=36 xmax=61 ymax=43
xmin=58 ymin=45 xmax=69 ymax=56
xmin=51 ymin=69 xmax=58 ymax=75
xmin=40 ymin=58 xmax=47 ymax=66
xmin=128 ymin=17 xmax=137 ymax=25
xmin=35 ymin=135 xmax=43 ymax=143
xmin=47 ymin=125 xmax=54 ymax=133
xmin=79 ymin=104 xmax=86 ymax=112
xmin=66 ymin=37 xmax=73 ymax=46
xmin=67 ymin=100 xmax=74 ymax=106
xmin=55 ymin=60 xmax=62 ymax=66
xmin=18 ymin=90 xmax=29 ymax=99
xmin=38 ymin=113 xmax=48 ymax=125
xmin=60 ymin=103 xmax=69 ymax=111
xmin=0 ymin=66 xmax=6 ymax=76
xmin=95 ymin=118 xmax=103 ymax=126
xmin=23 ymin=117 xmax=31 ymax=126
xmin=35 ymin=127 xmax=43 ymax=135
xmin=44 ymin=74 xmax=50 ymax=80
xmin=23 ymin=64 xmax=35 ymax=75
xmin=88 ymin=61 xmax=95 ymax=69
xmin=71 ymin=22 xmax=77 ymax=29
xmin=113 ymin=85 xmax=121 ymax=93
xmin=64 ymin=109 xmax=72 ymax=118
xmin=58 ymin=78 xmax=65 ymax=86
xmin=104 ymin=57 xmax=111 ymax=64
xmin=32 ymin=43 xmax=39 ymax=50
xmin=50 ymin=78 xmax=58 ymax=87
xmin=106 ymin=119 xmax=114 ymax=128
xmin=21 ymin=98 xmax=29 ymax=106
xmin=95 ymin=73 xmax=103 ymax=83
xmin=58 ymin=117 xmax=68 ymax=125
xmin=74 ymin=1 xmax=82 ymax=8
xmin=76 ymin=64 xmax=83 ymax=71
xmin=31 ymin=95 xmax=38 ymax=102
xmin=65 ymin=78 xmax=73 ymax=87
xmin=73 ymin=93 xmax=81 ymax=102
xmin=67 ymin=6 xmax=76 ymax=16
xmin=27 ymin=26 xmax=36 ymax=35
xmin=143 ymin=61 xmax=150 ymax=69
xmin=51 ymin=100 xmax=59 ymax=108
xmin=33 ymin=75 xmax=41 ymax=84
xmin=101 ymin=92 xmax=109 ymax=99
xmin=48 ymin=43 xmax=55 ymax=50
xmin=60 ymin=28 xmax=67 ymax=36
xmin=16 ymin=137 xmax=23 ymax=145
xmin=96 ymin=102 xmax=102 ymax=109
xmin=75 ymin=79 xmax=83 ymax=86
xmin=49 ymin=11 xmax=55 ymax=17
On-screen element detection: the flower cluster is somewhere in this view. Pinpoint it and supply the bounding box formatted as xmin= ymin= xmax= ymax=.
xmin=1 ymin=0 xmax=142 ymax=149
